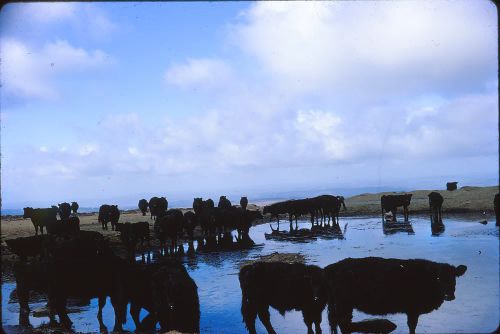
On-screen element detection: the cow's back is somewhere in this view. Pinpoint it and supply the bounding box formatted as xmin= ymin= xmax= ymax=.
xmin=325 ymin=257 xmax=447 ymax=316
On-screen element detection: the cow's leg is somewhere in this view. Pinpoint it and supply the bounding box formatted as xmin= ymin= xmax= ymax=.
xmin=55 ymin=298 xmax=72 ymax=330
xmin=97 ymin=296 xmax=106 ymax=325
xmin=257 ymin=306 xmax=277 ymax=334
xmin=40 ymin=225 xmax=44 ymax=235
xmin=407 ymin=313 xmax=419 ymax=334
xmin=302 ymin=310 xmax=315 ymax=334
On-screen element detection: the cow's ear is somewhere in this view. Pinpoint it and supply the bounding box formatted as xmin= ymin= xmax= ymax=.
xmin=455 ymin=265 xmax=467 ymax=277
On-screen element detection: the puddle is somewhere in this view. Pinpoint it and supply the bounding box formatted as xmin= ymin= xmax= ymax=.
xmin=2 ymin=216 xmax=498 ymax=333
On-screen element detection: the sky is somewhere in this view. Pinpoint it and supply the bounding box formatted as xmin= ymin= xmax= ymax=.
xmin=0 ymin=1 xmax=498 ymax=209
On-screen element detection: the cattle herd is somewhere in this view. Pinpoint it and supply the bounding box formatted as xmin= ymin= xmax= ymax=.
xmin=5 ymin=190 xmax=499 ymax=333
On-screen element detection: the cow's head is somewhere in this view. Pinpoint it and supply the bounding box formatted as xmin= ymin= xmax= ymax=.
xmin=22 ymin=207 xmax=34 ymax=219
xmin=304 ymin=266 xmax=328 ymax=305
xmin=437 ymin=264 xmax=467 ymax=301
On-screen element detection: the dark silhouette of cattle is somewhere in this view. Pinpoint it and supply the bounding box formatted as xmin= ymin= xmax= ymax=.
xmin=193 ymin=198 xmax=215 ymax=236
xmin=446 ymin=182 xmax=458 ymax=191
xmin=5 ymin=235 xmax=46 ymax=261
xmin=115 ymin=221 xmax=150 ymax=260
xmin=324 ymin=257 xmax=467 ymax=334
xmin=155 ymin=209 xmax=184 ymax=254
xmin=494 ymin=193 xmax=500 ymax=227
xmin=239 ymin=262 xmax=327 ymax=334
xmin=71 ymin=201 xmax=79 ymax=214
xmin=149 ymin=196 xmax=168 ymax=220
xmin=218 ymin=195 xmax=232 ymax=210
xmin=23 ymin=207 xmax=58 ymax=235
xmin=98 ymin=204 xmax=120 ymax=230
xmin=381 ymin=194 xmax=412 ymax=222
xmin=240 ymin=196 xmax=249 ymax=211
xmin=183 ymin=211 xmax=197 ymax=240
xmin=58 ymin=202 xmax=71 ymax=221
xmin=138 ymin=199 xmax=149 ymax=216
xmin=428 ymin=192 xmax=444 ymax=224
xmin=316 ymin=195 xmax=346 ymax=225
xmin=13 ymin=235 xmax=127 ymax=331
xmin=151 ymin=261 xmax=200 ymax=333
xmin=46 ymin=216 xmax=80 ymax=234
xmin=43 ymin=230 xmax=109 ymax=261
xmin=263 ymin=201 xmax=290 ymax=230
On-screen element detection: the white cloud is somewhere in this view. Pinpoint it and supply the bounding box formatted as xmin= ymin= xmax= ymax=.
xmin=165 ymin=58 xmax=232 ymax=89
xmin=0 ymin=38 xmax=114 ymax=99
xmin=231 ymin=1 xmax=497 ymax=98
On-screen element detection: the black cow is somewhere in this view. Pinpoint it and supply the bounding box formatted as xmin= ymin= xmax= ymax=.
xmin=149 ymin=196 xmax=168 ymax=220
xmin=193 ymin=198 xmax=215 ymax=237
xmin=109 ymin=205 xmax=120 ymax=231
xmin=218 ymin=195 xmax=232 ymax=210
xmin=155 ymin=209 xmax=184 ymax=254
xmin=58 ymin=203 xmax=72 ymax=221
xmin=152 ymin=261 xmax=200 ymax=333
xmin=23 ymin=207 xmax=58 ymax=235
xmin=5 ymin=235 xmax=46 ymax=261
xmin=115 ymin=221 xmax=150 ymax=260
xmin=138 ymin=199 xmax=149 ymax=216
xmin=428 ymin=192 xmax=444 ymax=224
xmin=324 ymin=257 xmax=467 ymax=334
xmin=239 ymin=262 xmax=328 ymax=334
xmin=183 ymin=211 xmax=197 ymax=240
xmin=263 ymin=201 xmax=290 ymax=231
xmin=446 ymin=182 xmax=458 ymax=191
xmin=98 ymin=205 xmax=112 ymax=230
xmin=71 ymin=201 xmax=79 ymax=214
xmin=494 ymin=193 xmax=500 ymax=227
xmin=381 ymin=194 xmax=412 ymax=222
xmin=46 ymin=216 xmax=80 ymax=234
xmin=240 ymin=196 xmax=249 ymax=211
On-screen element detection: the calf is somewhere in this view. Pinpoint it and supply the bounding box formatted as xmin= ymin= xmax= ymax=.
xmin=381 ymin=194 xmax=412 ymax=222
xmin=428 ymin=192 xmax=444 ymax=224
xmin=239 ymin=262 xmax=327 ymax=334
xmin=5 ymin=235 xmax=46 ymax=261
xmin=324 ymin=257 xmax=467 ymax=334
xmin=23 ymin=207 xmax=58 ymax=235
xmin=138 ymin=199 xmax=149 ymax=216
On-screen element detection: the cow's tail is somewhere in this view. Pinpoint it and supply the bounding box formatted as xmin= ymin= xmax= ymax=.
xmin=239 ymin=266 xmax=257 ymax=334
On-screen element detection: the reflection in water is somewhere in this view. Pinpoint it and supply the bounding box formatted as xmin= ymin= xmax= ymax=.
xmin=382 ymin=220 xmax=414 ymax=235
xmin=431 ymin=220 xmax=445 ymax=236
xmin=2 ymin=217 xmax=499 ymax=334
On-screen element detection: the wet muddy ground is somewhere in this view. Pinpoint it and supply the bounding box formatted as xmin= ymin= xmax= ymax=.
xmin=2 ymin=215 xmax=499 ymax=333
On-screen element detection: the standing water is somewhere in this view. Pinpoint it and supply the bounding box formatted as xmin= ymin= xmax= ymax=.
xmin=2 ymin=216 xmax=498 ymax=333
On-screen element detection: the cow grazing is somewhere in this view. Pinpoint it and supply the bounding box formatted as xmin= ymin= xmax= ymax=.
xmin=138 ymin=199 xmax=149 ymax=216
xmin=446 ymin=182 xmax=458 ymax=191
xmin=151 ymin=261 xmax=200 ymax=333
xmin=58 ymin=203 xmax=72 ymax=221
xmin=155 ymin=209 xmax=184 ymax=254
xmin=494 ymin=193 xmax=500 ymax=227
xmin=5 ymin=235 xmax=46 ymax=261
xmin=239 ymin=262 xmax=328 ymax=334
xmin=23 ymin=207 xmax=58 ymax=235
xmin=324 ymin=257 xmax=467 ymax=334
xmin=240 ymin=196 xmax=249 ymax=211
xmin=428 ymin=192 xmax=444 ymax=224
xmin=381 ymin=194 xmax=412 ymax=222
xmin=263 ymin=201 xmax=290 ymax=231
xmin=71 ymin=201 xmax=79 ymax=214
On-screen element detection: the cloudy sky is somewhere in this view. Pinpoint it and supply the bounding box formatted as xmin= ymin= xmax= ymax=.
xmin=1 ymin=1 xmax=498 ymax=209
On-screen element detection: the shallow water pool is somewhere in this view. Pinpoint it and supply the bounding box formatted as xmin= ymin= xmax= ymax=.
xmin=2 ymin=216 xmax=499 ymax=333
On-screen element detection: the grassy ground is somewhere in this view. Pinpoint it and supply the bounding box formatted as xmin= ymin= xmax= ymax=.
xmin=344 ymin=185 xmax=498 ymax=216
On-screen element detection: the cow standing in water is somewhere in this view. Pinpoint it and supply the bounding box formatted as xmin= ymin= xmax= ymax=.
xmin=428 ymin=192 xmax=444 ymax=224
xmin=325 ymin=257 xmax=467 ymax=334
xmin=239 ymin=262 xmax=327 ymax=334
xmin=381 ymin=194 xmax=412 ymax=222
